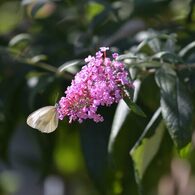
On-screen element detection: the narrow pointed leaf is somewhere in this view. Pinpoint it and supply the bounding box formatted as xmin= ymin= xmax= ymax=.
xmin=123 ymin=80 xmax=146 ymax=117
xmin=123 ymin=97 xmax=146 ymax=117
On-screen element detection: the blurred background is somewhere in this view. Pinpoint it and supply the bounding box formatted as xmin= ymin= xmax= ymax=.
xmin=1 ymin=0 xmax=195 ymax=195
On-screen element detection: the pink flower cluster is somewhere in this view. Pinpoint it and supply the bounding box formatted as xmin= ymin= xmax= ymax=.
xmin=57 ymin=47 xmax=133 ymax=123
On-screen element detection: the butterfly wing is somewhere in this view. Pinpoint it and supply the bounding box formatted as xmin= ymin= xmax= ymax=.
xmin=27 ymin=106 xmax=58 ymax=133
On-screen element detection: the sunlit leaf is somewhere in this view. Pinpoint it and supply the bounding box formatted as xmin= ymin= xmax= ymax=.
xmin=30 ymin=55 xmax=47 ymax=63
xmin=130 ymin=108 xmax=162 ymax=180
xmin=85 ymin=2 xmax=105 ymax=22
xmin=178 ymin=142 xmax=192 ymax=158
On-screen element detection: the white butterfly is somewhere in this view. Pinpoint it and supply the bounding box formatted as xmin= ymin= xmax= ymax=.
xmin=26 ymin=106 xmax=59 ymax=133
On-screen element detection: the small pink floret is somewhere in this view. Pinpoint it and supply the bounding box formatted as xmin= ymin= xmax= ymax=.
xmin=112 ymin=53 xmax=119 ymax=59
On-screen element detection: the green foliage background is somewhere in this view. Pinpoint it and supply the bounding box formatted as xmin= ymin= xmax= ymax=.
xmin=1 ymin=0 xmax=195 ymax=195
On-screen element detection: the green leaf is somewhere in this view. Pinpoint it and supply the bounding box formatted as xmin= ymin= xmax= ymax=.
xmin=141 ymin=129 xmax=173 ymax=194
xmin=30 ymin=55 xmax=48 ymax=63
xmin=108 ymin=100 xmax=130 ymax=153
xmin=178 ymin=142 xmax=192 ymax=159
xmin=123 ymin=84 xmax=134 ymax=102
xmin=130 ymin=108 xmax=163 ymax=181
xmin=147 ymin=37 xmax=161 ymax=53
xmin=122 ymin=80 xmax=146 ymax=117
xmin=155 ymin=66 xmax=193 ymax=148
xmin=132 ymin=61 xmax=162 ymax=69
xmin=136 ymin=35 xmax=161 ymax=55
xmin=9 ymin=33 xmax=31 ymax=50
xmin=152 ymin=51 xmax=183 ymax=64
xmin=123 ymin=97 xmax=146 ymax=117
xmin=57 ymin=59 xmax=83 ymax=74
xmin=85 ymin=2 xmax=105 ymax=22
xmin=164 ymin=34 xmax=176 ymax=53
xmin=116 ymin=53 xmax=138 ymax=61
xmin=136 ymin=40 xmax=155 ymax=55
xmin=179 ymin=41 xmax=195 ymax=58
xmin=131 ymin=108 xmax=162 ymax=150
